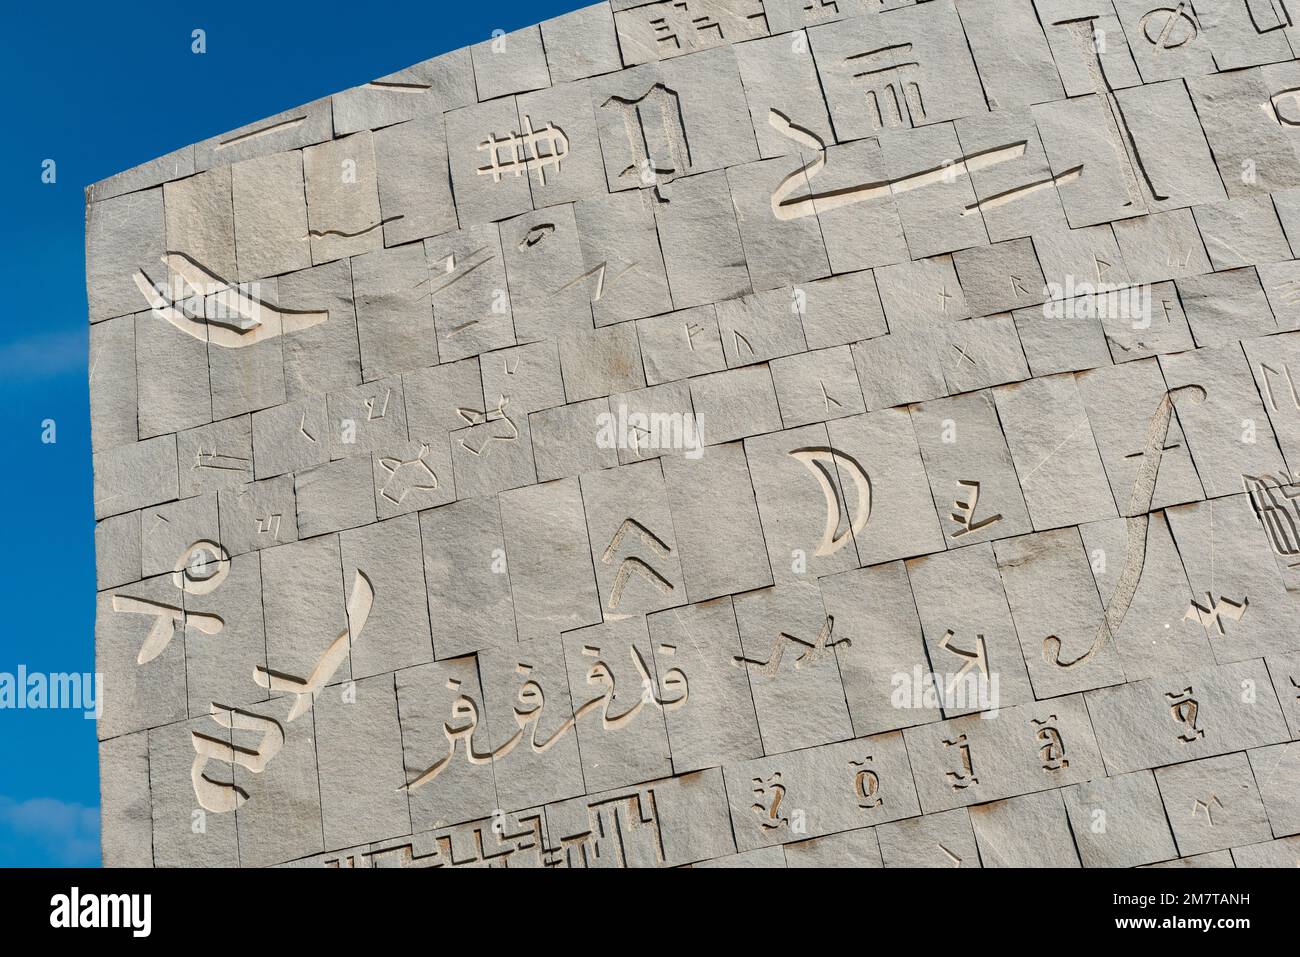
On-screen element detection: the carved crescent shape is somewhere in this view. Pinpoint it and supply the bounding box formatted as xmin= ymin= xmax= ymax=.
xmin=788 ymin=447 xmax=872 ymax=557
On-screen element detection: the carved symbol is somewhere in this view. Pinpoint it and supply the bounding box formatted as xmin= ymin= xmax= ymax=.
xmin=347 ymin=813 xmax=547 ymax=869
xmin=846 ymin=42 xmax=924 ymax=130
xmin=1270 ymin=87 xmax=1300 ymax=126
xmin=600 ymin=519 xmax=675 ymax=613
xmin=193 ymin=446 xmax=250 ymax=474
xmin=308 ymin=215 xmax=402 ymax=241
xmin=640 ymin=0 xmax=763 ymax=51
xmin=944 ymin=734 xmax=979 ymax=789
xmin=1244 ymin=472 xmax=1300 ymax=560
xmin=938 ymin=285 xmax=954 ymax=315
xmin=546 ymin=790 xmax=667 ymax=869
xmin=1139 ymin=4 xmax=1199 ymax=49
xmin=115 ymin=539 xmax=237 ymax=665
xmin=1260 ymin=362 xmax=1300 ymax=411
xmin=788 ymin=446 xmax=871 ymax=557
xmin=456 ymin=395 xmax=519 ymax=456
xmin=134 ymin=253 xmax=328 ymax=347
xmin=377 ymin=444 xmax=439 ymax=505
xmin=961 ymin=165 xmax=1084 ymax=217
xmin=190 ymin=703 xmax=286 ymax=813
xmin=1123 ymin=441 xmax=1180 ymax=461
xmin=949 ymin=479 xmax=1001 ymax=539
xmin=253 ymin=570 xmax=374 ymax=722
xmin=518 ymin=223 xmax=555 ymax=249
xmin=146 ymin=512 xmax=170 ymax=540
xmin=1192 ymin=794 xmax=1224 ymax=825
xmin=937 ymin=630 xmax=990 ymax=699
xmin=366 ymin=80 xmax=432 ymax=92
xmin=112 ymin=595 xmax=222 ymax=666
xmin=419 ymin=245 xmax=496 ymax=305
xmin=819 ymin=380 xmax=842 ymax=413
xmin=1055 ymin=15 xmax=1168 ymax=205
xmin=476 ymin=115 xmax=569 ymax=186
xmin=938 ymin=844 xmax=963 ymax=867
xmin=255 ymin=513 xmax=282 ymax=538
xmin=750 ymin=773 xmax=788 ymax=830
xmin=767 ymin=109 xmax=1045 ymax=222
xmin=403 ymin=644 xmax=687 ymax=794
xmin=172 ymin=540 xmax=230 ymax=596
xmin=849 ymin=757 xmax=882 ymax=809
xmin=1031 ymin=715 xmax=1070 ymax=771
xmin=557 ymin=259 xmax=639 ymax=303
xmin=602 ymin=82 xmax=692 ymax=201
xmin=1183 ymin=593 xmax=1249 ymax=636
xmin=1166 ymin=687 xmax=1205 ymax=743
xmin=1248 ymin=0 xmax=1293 ymax=32
xmin=216 ymin=114 xmax=306 ymax=151
xmin=685 ymin=321 xmax=705 ymax=349
xmin=1045 ymin=385 xmax=1206 ymax=669
xmin=733 ymin=616 xmax=846 ymax=679
xmin=365 ymin=390 xmax=391 ymax=421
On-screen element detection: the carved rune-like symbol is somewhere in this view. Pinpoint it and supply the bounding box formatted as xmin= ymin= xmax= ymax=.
xmin=600 ymin=518 xmax=675 ymax=613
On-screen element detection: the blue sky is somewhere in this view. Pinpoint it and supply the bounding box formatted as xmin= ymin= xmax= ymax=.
xmin=0 ymin=0 xmax=577 ymax=867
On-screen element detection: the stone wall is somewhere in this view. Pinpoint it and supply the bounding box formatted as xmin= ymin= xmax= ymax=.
xmin=88 ymin=0 xmax=1300 ymax=868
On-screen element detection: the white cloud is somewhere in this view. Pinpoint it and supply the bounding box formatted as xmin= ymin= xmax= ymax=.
xmin=0 ymin=795 xmax=99 ymax=866
xmin=0 ymin=329 xmax=87 ymax=381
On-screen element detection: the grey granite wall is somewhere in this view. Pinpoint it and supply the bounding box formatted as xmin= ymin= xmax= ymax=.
xmin=88 ymin=0 xmax=1300 ymax=868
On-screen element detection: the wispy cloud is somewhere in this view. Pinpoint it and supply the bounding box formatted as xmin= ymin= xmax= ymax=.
xmin=0 ymin=329 xmax=87 ymax=382
xmin=0 ymin=795 xmax=99 ymax=866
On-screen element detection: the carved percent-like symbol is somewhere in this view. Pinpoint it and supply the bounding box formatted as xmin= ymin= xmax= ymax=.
xmin=788 ymin=447 xmax=871 ymax=557
xmin=1139 ymin=3 xmax=1198 ymax=49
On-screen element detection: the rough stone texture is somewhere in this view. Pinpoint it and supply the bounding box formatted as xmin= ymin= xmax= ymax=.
xmin=90 ymin=0 xmax=1300 ymax=868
